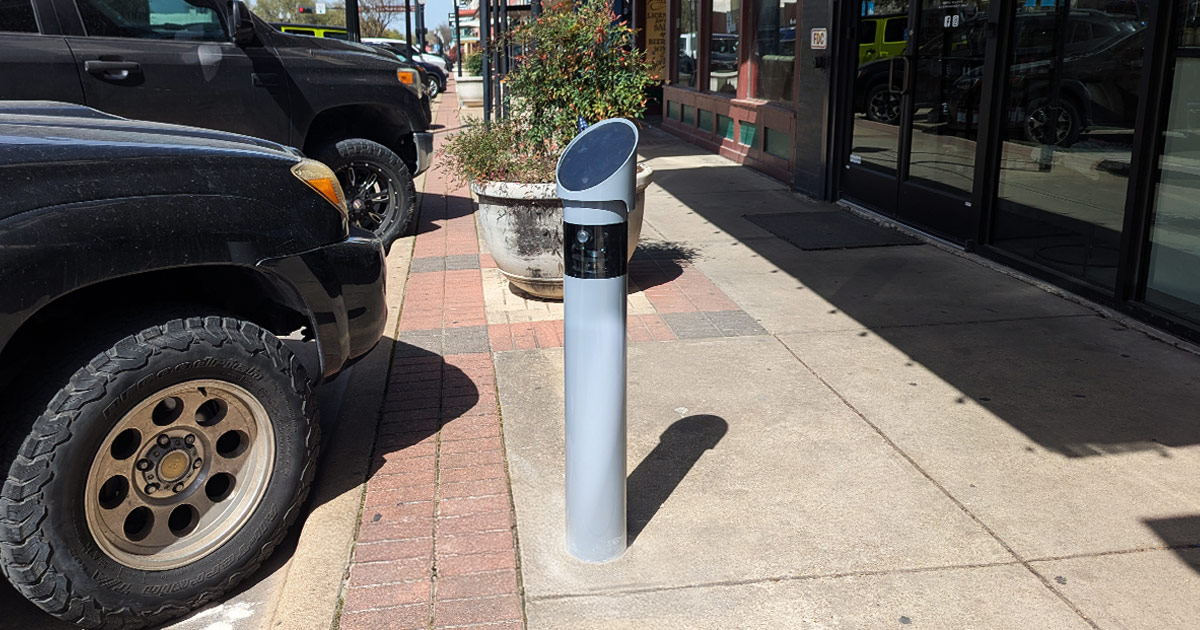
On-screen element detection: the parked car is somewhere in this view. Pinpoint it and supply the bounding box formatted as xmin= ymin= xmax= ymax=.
xmin=946 ymin=14 xmax=1146 ymax=146
xmin=274 ymin=22 xmax=349 ymax=39
xmin=852 ymin=9 xmax=1138 ymax=130
xmin=0 ymin=101 xmax=387 ymax=629
xmin=363 ymin=37 xmax=450 ymax=72
xmin=0 ymin=0 xmax=432 ymax=249
xmin=858 ymin=13 xmax=907 ymax=67
xmin=368 ymin=41 xmax=448 ymax=97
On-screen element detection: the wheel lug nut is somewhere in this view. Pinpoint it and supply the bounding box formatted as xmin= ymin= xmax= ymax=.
xmin=184 ymin=435 xmax=196 ymax=447
xmin=193 ymin=458 xmax=203 ymax=469
xmin=145 ymin=483 xmax=160 ymax=494
xmin=157 ymin=435 xmax=171 ymax=447
xmin=136 ymin=459 xmax=152 ymax=471
xmin=173 ymin=483 xmax=185 ymax=493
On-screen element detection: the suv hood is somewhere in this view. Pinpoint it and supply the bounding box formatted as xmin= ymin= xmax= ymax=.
xmin=0 ymin=102 xmax=300 ymax=165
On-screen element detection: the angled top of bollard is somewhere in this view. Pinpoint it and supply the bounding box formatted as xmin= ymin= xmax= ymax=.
xmin=556 ymin=118 xmax=639 ymax=215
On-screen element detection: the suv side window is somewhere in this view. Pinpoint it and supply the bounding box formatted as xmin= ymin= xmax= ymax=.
xmin=859 ymin=20 xmax=877 ymax=44
xmin=75 ymin=0 xmax=227 ymax=41
xmin=0 ymin=0 xmax=38 ymax=32
xmin=884 ymin=17 xmax=907 ymax=43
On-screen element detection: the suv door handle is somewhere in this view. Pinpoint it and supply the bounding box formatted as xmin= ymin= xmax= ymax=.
xmin=84 ymin=60 xmax=142 ymax=79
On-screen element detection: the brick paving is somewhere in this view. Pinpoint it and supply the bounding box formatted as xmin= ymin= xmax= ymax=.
xmin=339 ymin=82 xmax=525 ymax=630
xmin=338 ymin=79 xmax=763 ymax=630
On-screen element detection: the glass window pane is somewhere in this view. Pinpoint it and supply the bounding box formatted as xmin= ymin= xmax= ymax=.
xmin=675 ymin=0 xmax=700 ymax=87
xmin=711 ymin=0 xmax=739 ymax=94
xmin=753 ymin=0 xmax=796 ymax=104
xmin=76 ymin=0 xmax=226 ymax=40
xmin=0 ymin=0 xmax=38 ymax=32
xmin=884 ymin=16 xmax=907 ymax=42
xmin=991 ymin=4 xmax=1148 ymax=289
xmin=905 ymin=0 xmax=989 ymax=197
xmin=1145 ymin=30 xmax=1200 ymax=321
xmin=859 ymin=20 xmax=877 ymax=44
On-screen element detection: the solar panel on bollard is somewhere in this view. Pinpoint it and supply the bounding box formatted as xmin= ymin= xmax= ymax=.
xmin=555 ymin=118 xmax=639 ymax=563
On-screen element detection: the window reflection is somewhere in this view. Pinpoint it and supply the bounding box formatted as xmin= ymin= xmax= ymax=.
xmin=1146 ymin=10 xmax=1200 ymax=322
xmin=754 ymin=0 xmax=797 ymax=104
xmin=992 ymin=2 xmax=1147 ymax=289
xmin=675 ymin=0 xmax=699 ymax=87
xmin=711 ymin=0 xmax=740 ymax=94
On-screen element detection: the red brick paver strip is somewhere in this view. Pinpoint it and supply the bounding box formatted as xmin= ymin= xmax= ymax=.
xmin=339 ymin=81 xmax=526 ymax=630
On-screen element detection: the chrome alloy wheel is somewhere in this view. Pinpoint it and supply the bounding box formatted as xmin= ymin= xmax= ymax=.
xmin=84 ymin=379 xmax=275 ymax=571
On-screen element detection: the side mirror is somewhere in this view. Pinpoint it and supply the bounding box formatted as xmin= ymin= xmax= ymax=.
xmin=229 ymin=0 xmax=255 ymax=46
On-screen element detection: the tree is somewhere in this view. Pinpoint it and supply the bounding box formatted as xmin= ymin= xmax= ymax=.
xmin=433 ymin=23 xmax=452 ymax=48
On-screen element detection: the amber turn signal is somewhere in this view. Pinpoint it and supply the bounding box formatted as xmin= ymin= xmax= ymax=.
xmin=290 ymin=158 xmax=349 ymax=216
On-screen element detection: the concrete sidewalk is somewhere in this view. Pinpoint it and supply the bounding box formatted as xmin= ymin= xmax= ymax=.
xmin=324 ymin=83 xmax=1200 ymax=630
xmin=489 ymin=132 xmax=1200 ymax=626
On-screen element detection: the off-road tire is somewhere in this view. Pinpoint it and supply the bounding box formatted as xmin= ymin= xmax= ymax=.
xmin=0 ymin=316 xmax=319 ymax=629
xmin=316 ymin=138 xmax=417 ymax=250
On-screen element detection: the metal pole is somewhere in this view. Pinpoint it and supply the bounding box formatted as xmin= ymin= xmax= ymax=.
xmin=416 ymin=0 xmax=426 ymax=53
xmin=454 ymin=6 xmax=462 ymax=77
xmin=498 ymin=0 xmax=507 ymax=117
xmin=345 ymin=0 xmax=360 ymax=41
xmin=405 ymin=0 xmax=414 ymax=57
xmin=492 ymin=0 xmax=502 ymax=116
xmin=530 ymin=0 xmax=540 ymax=18
xmin=481 ymin=0 xmax=491 ymax=121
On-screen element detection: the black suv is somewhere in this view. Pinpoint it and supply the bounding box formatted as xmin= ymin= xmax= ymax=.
xmin=0 ymin=102 xmax=386 ymax=629
xmin=0 ymin=0 xmax=433 ymax=248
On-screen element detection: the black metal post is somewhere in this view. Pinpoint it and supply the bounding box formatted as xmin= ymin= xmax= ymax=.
xmin=492 ymin=0 xmax=502 ymax=116
xmin=416 ymin=0 xmax=426 ymax=53
xmin=345 ymin=0 xmax=360 ymax=42
xmin=498 ymin=0 xmax=507 ymax=117
xmin=405 ymin=0 xmax=414 ymax=57
xmin=481 ymin=0 xmax=491 ymax=121
xmin=454 ymin=6 xmax=462 ymax=77
xmin=530 ymin=0 xmax=540 ymax=18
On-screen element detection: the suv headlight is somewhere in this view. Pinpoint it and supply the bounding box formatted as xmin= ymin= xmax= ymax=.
xmin=291 ymin=158 xmax=348 ymax=217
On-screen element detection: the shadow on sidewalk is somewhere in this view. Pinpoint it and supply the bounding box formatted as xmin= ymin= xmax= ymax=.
xmin=628 ymin=241 xmax=698 ymax=293
xmin=411 ymin=191 xmax=475 ymax=238
xmin=642 ymin=131 xmax=1200 ymax=462
xmin=1144 ymin=516 xmax=1200 ymax=576
xmin=627 ymin=415 xmax=728 ymax=545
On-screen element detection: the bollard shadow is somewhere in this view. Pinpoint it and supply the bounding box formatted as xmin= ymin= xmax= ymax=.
xmin=627 ymin=415 xmax=728 ymax=545
xmin=628 ymin=241 xmax=699 ymax=293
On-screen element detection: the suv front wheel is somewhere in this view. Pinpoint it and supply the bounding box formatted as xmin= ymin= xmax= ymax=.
xmin=0 ymin=316 xmax=318 ymax=629
xmin=317 ymin=138 xmax=417 ymax=250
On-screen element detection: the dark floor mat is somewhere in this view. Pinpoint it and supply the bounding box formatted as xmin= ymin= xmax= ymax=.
xmin=745 ymin=211 xmax=921 ymax=250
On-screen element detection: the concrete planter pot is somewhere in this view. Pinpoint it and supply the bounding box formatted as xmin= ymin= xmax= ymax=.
xmin=456 ymin=76 xmax=484 ymax=107
xmin=473 ymin=164 xmax=653 ymax=300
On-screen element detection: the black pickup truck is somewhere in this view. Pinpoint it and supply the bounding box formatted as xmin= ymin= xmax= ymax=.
xmin=0 ymin=0 xmax=433 ymax=248
xmin=0 ymin=102 xmax=387 ymax=629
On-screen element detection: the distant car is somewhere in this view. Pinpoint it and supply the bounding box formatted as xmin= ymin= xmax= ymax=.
xmin=274 ymin=22 xmax=349 ymax=39
xmin=363 ymin=37 xmax=450 ymax=72
xmin=0 ymin=101 xmax=386 ymax=630
xmin=368 ymin=41 xmax=448 ymax=97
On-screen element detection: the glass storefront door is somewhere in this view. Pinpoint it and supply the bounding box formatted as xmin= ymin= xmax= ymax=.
xmin=1145 ymin=5 xmax=1200 ymax=323
xmin=839 ymin=0 xmax=991 ymax=240
xmin=989 ymin=0 xmax=1149 ymax=290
